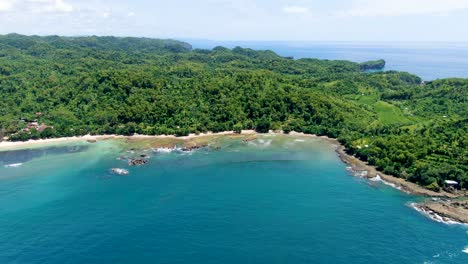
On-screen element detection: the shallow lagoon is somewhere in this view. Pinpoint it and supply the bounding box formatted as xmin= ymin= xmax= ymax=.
xmin=0 ymin=135 xmax=467 ymax=264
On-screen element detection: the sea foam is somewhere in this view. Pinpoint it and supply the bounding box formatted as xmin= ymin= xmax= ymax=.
xmin=4 ymin=163 xmax=23 ymax=168
xmin=369 ymin=175 xmax=402 ymax=191
xmin=257 ymin=139 xmax=272 ymax=146
xmin=463 ymin=246 xmax=468 ymax=254
xmin=409 ymin=203 xmax=466 ymax=226
xmin=152 ymin=147 xmax=181 ymax=153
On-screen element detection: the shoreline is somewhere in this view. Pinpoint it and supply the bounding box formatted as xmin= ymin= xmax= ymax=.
xmin=0 ymin=131 xmax=258 ymax=150
xmin=1 ymin=130 xmax=467 ymax=224
xmin=332 ymin=141 xmax=468 ymax=225
xmin=333 ymin=144 xmax=460 ymax=198
xmin=410 ymin=201 xmax=468 ymax=225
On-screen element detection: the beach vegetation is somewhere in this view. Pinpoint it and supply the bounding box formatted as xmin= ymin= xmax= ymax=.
xmin=0 ymin=34 xmax=466 ymax=189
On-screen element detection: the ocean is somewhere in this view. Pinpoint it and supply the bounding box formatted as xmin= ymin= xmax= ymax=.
xmin=189 ymin=40 xmax=468 ymax=81
xmin=0 ymin=135 xmax=467 ymax=264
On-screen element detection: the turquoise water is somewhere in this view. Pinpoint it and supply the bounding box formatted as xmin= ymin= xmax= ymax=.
xmin=189 ymin=40 xmax=468 ymax=81
xmin=0 ymin=136 xmax=467 ymax=264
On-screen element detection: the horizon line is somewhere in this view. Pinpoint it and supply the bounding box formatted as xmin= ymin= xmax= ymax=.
xmin=2 ymin=32 xmax=468 ymax=44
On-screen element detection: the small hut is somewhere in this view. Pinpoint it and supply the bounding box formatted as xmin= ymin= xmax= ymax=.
xmin=444 ymin=180 xmax=458 ymax=187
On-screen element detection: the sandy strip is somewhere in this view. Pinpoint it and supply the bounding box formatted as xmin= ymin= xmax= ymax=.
xmin=0 ymin=130 xmax=258 ymax=150
xmin=0 ymin=135 xmax=101 ymax=149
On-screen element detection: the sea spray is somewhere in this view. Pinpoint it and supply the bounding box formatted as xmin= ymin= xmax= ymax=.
xmin=463 ymin=246 xmax=468 ymax=254
xmin=151 ymin=147 xmax=182 ymax=153
xmin=369 ymin=175 xmax=402 ymax=191
xmin=409 ymin=203 xmax=466 ymax=226
xmin=4 ymin=163 xmax=23 ymax=168
xmin=257 ymin=139 xmax=272 ymax=146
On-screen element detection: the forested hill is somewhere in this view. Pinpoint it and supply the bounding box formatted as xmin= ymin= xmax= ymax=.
xmin=0 ymin=34 xmax=466 ymax=190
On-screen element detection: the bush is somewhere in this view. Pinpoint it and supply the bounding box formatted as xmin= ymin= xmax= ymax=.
xmin=255 ymin=116 xmax=271 ymax=133
xmin=233 ymin=123 xmax=242 ymax=134
xmin=425 ymin=181 xmax=440 ymax=192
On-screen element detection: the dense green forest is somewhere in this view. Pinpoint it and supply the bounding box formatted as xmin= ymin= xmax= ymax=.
xmin=0 ymin=34 xmax=466 ymax=190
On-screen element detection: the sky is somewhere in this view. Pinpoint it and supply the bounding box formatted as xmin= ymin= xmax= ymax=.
xmin=0 ymin=0 xmax=468 ymax=42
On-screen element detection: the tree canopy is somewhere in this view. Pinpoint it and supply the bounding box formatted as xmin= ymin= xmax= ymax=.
xmin=0 ymin=34 xmax=466 ymax=190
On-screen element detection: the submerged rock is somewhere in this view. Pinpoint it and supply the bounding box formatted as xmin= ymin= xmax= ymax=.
xmin=242 ymin=135 xmax=257 ymax=142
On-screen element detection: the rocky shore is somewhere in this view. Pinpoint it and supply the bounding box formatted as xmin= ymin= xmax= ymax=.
xmin=334 ymin=144 xmax=458 ymax=197
xmin=412 ymin=201 xmax=468 ymax=224
xmin=333 ymin=143 xmax=468 ymax=224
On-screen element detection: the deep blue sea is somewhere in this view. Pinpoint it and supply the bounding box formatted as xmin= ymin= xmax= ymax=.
xmin=0 ymin=135 xmax=467 ymax=264
xmin=189 ymin=40 xmax=468 ymax=81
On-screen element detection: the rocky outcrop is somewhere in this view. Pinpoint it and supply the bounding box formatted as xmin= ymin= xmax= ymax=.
xmin=181 ymin=144 xmax=208 ymax=152
xmin=416 ymin=201 xmax=468 ymax=224
xmin=359 ymin=59 xmax=386 ymax=70
xmin=128 ymin=158 xmax=148 ymax=166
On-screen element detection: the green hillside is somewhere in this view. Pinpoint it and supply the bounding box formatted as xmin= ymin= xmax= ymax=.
xmin=0 ymin=34 xmax=466 ymax=189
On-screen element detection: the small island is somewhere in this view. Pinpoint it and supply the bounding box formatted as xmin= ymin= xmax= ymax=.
xmin=359 ymin=59 xmax=386 ymax=70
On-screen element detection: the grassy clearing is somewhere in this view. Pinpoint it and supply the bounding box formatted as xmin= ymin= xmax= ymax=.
xmin=353 ymin=93 xmax=380 ymax=105
xmin=373 ymin=101 xmax=413 ymax=125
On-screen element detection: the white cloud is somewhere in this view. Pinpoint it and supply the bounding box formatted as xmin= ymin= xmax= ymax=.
xmin=31 ymin=0 xmax=73 ymax=13
xmin=345 ymin=0 xmax=468 ymax=17
xmin=0 ymin=0 xmax=15 ymax=12
xmin=127 ymin=12 xmax=135 ymax=17
xmin=53 ymin=0 xmax=73 ymax=12
xmin=0 ymin=0 xmax=75 ymax=13
xmin=283 ymin=6 xmax=309 ymax=14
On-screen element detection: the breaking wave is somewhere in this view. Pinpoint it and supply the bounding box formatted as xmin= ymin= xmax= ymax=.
xmin=462 ymin=246 xmax=468 ymax=254
xmin=409 ymin=203 xmax=466 ymax=226
xmin=257 ymin=139 xmax=272 ymax=146
xmin=369 ymin=175 xmax=402 ymax=190
xmin=152 ymin=147 xmax=181 ymax=153
xmin=4 ymin=163 xmax=23 ymax=168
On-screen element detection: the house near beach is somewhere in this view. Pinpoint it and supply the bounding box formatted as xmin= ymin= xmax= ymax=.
xmin=444 ymin=180 xmax=458 ymax=187
xmin=21 ymin=121 xmax=53 ymax=133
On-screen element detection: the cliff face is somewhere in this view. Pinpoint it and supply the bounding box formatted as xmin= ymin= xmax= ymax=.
xmin=360 ymin=59 xmax=386 ymax=70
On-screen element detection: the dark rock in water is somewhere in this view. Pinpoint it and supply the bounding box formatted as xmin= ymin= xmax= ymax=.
xmin=181 ymin=146 xmax=198 ymax=152
xmin=128 ymin=158 xmax=148 ymax=166
xmin=181 ymin=144 xmax=208 ymax=152
xmin=87 ymin=139 xmax=97 ymax=143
